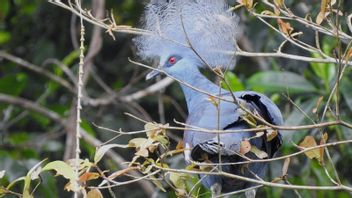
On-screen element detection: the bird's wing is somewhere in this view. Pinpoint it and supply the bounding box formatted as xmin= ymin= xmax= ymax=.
xmin=184 ymin=91 xmax=283 ymax=162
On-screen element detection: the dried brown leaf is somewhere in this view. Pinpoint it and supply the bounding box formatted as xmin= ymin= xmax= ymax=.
xmin=299 ymin=136 xmax=321 ymax=162
xmin=79 ymin=172 xmax=100 ymax=183
xmin=277 ymin=19 xmax=294 ymax=36
xmin=282 ymin=158 xmax=290 ymax=176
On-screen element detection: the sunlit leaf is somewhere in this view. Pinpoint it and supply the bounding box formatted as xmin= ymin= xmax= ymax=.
xmin=299 ymin=136 xmax=322 ymax=163
xmin=79 ymin=172 xmax=100 ymax=183
xmin=128 ymin=138 xmax=148 ymax=148
xmin=43 ymin=161 xmax=75 ymax=180
xmin=94 ymin=144 xmax=129 ymax=164
xmin=87 ymin=189 xmax=103 ymax=198
xmin=250 ymin=145 xmax=268 ymax=159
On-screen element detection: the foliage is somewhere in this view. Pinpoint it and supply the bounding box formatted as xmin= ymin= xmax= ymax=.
xmin=0 ymin=0 xmax=352 ymax=197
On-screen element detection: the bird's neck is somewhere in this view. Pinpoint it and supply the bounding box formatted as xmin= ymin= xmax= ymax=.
xmin=177 ymin=69 xmax=222 ymax=112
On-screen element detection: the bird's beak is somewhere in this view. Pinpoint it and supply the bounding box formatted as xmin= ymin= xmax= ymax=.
xmin=146 ymin=69 xmax=161 ymax=80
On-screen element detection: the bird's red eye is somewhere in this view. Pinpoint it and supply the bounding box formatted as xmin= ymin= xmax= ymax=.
xmin=168 ymin=57 xmax=177 ymax=65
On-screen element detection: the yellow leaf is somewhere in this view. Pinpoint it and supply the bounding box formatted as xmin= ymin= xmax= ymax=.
xmin=87 ymin=189 xmax=103 ymax=198
xmin=299 ymin=136 xmax=321 ymax=162
xmin=274 ymin=0 xmax=284 ymax=8
xmin=250 ymin=145 xmax=268 ymax=159
xmin=176 ymin=141 xmax=184 ymax=150
xmin=240 ymin=140 xmax=251 ymax=155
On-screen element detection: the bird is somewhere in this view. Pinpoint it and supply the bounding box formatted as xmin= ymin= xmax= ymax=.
xmin=134 ymin=0 xmax=283 ymax=197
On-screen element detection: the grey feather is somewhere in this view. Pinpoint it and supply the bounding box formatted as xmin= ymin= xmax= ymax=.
xmin=134 ymin=0 xmax=239 ymax=69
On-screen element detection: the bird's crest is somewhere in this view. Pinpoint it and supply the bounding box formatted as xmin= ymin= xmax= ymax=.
xmin=134 ymin=0 xmax=239 ymax=69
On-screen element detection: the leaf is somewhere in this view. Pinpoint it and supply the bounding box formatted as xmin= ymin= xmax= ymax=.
xmin=240 ymin=140 xmax=251 ymax=155
xmin=0 ymin=73 xmax=28 ymax=96
xmin=94 ymin=143 xmax=129 ymax=164
xmin=277 ymin=19 xmax=293 ymax=36
xmin=312 ymin=96 xmax=324 ymax=114
xmin=266 ymin=129 xmax=278 ymax=141
xmin=248 ymin=71 xmax=317 ymax=94
xmin=23 ymin=159 xmax=47 ymax=198
xmin=250 ymin=145 xmax=268 ymax=159
xmin=274 ymin=0 xmax=284 ymax=8
xmin=237 ymin=0 xmax=253 ymax=9
xmin=282 ymin=158 xmax=290 ymax=176
xmin=176 ymin=141 xmax=184 ymax=150
xmin=316 ymin=0 xmax=335 ymax=24
xmin=319 ymin=133 xmax=328 ymax=164
xmin=299 ymin=136 xmax=322 ymax=162
xmin=150 ymin=176 xmax=166 ymax=192
xmin=261 ymin=10 xmax=276 ymax=16
xmin=87 ymin=189 xmax=103 ymax=198
xmin=145 ymin=122 xmax=168 ymax=138
xmin=79 ymin=172 xmax=100 ymax=183
xmin=223 ymin=72 xmax=244 ymax=91
xmin=99 ymin=167 xmax=138 ymax=187
xmin=135 ymin=148 xmax=149 ymax=157
xmin=0 ymin=170 xmax=5 ymax=179
xmin=128 ymin=138 xmax=148 ymax=148
xmin=168 ymin=172 xmax=188 ymax=196
xmin=42 ymin=161 xmax=75 ymax=180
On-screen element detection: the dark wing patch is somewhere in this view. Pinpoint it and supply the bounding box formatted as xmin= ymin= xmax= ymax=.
xmin=240 ymin=93 xmax=283 ymax=158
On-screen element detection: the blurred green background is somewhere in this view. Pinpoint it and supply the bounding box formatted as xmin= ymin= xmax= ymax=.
xmin=0 ymin=0 xmax=352 ymax=197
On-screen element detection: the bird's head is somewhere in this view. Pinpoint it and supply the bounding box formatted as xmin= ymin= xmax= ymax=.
xmin=146 ymin=53 xmax=201 ymax=80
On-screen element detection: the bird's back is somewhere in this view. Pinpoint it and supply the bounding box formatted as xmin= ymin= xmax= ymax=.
xmin=183 ymin=90 xmax=283 ymax=192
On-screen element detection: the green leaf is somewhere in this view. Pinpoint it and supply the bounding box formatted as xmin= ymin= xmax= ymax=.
xmin=42 ymin=161 xmax=75 ymax=181
xmin=0 ymin=73 xmax=28 ymax=96
xmin=310 ymin=53 xmax=335 ymax=91
xmin=23 ymin=160 xmax=46 ymax=198
xmin=247 ymin=71 xmax=317 ymax=94
xmin=62 ymin=50 xmax=80 ymax=66
xmin=0 ymin=31 xmax=11 ymax=45
xmin=223 ymin=72 xmax=244 ymax=91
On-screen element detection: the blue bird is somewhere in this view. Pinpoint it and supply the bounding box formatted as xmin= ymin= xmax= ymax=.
xmin=145 ymin=54 xmax=283 ymax=197
xmin=134 ymin=0 xmax=283 ymax=196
